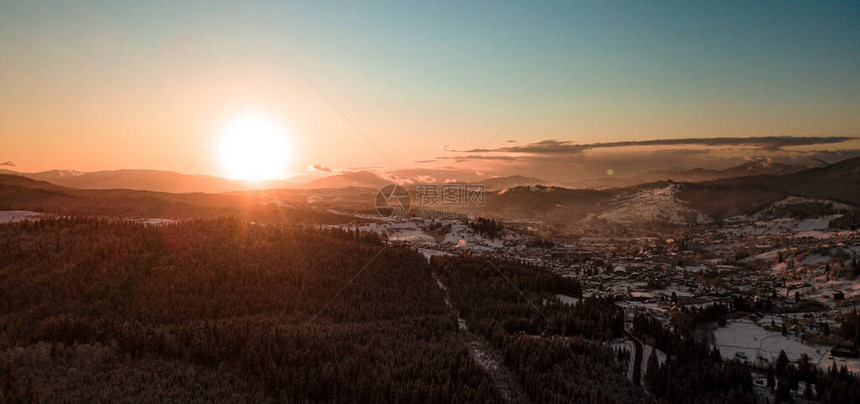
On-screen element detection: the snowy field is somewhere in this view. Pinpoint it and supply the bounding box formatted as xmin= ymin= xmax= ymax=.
xmin=593 ymin=184 xmax=706 ymax=225
xmin=325 ymin=218 xmax=509 ymax=254
xmin=134 ymin=218 xmax=177 ymax=226
xmin=641 ymin=344 xmax=667 ymax=377
xmin=0 ymin=210 xmax=40 ymax=223
xmin=0 ymin=212 xmax=182 ymax=227
xmin=714 ymin=319 xmax=860 ymax=373
xmin=555 ymin=294 xmax=581 ymax=306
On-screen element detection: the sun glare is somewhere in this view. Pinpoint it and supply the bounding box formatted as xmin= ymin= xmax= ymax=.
xmin=218 ymin=113 xmax=290 ymax=181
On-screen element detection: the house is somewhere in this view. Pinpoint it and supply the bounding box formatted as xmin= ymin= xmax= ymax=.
xmin=831 ymin=346 xmax=859 ymax=358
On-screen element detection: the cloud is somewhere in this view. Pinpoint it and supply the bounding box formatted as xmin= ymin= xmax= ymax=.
xmin=425 ymin=155 xmax=521 ymax=163
xmin=0 ymin=161 xmax=15 ymax=167
xmin=415 ymin=175 xmax=437 ymax=183
xmin=385 ymin=168 xmax=487 ymax=184
xmin=415 ymin=136 xmax=860 ymax=185
xmin=783 ymin=149 xmax=860 ymax=164
xmin=456 ymin=136 xmax=857 ymax=154
xmin=308 ymin=164 xmax=333 ymax=173
xmin=430 ymin=148 xmax=712 ymax=164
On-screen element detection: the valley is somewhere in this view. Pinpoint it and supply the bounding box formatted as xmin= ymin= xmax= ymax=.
xmin=2 ymin=158 xmax=860 ymax=402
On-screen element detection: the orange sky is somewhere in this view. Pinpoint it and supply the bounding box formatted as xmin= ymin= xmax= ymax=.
xmin=2 ymin=2 xmax=858 ymax=178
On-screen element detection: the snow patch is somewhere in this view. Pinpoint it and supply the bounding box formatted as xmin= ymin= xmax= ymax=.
xmin=593 ymin=184 xmax=706 ymax=225
xmin=0 ymin=210 xmax=40 ymax=223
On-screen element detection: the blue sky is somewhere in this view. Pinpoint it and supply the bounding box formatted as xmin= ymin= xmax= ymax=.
xmin=1 ymin=1 xmax=858 ymax=175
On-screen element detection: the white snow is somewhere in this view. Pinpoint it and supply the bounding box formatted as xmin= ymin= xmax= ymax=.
xmin=556 ymin=294 xmax=581 ymax=306
xmin=771 ymin=196 xmax=852 ymax=212
xmin=468 ymin=340 xmax=499 ymax=371
xmin=641 ymin=344 xmax=667 ymax=377
xmin=135 ymin=218 xmax=177 ymax=226
xmin=0 ymin=210 xmax=40 ymax=223
xmin=593 ymin=184 xmax=706 ymax=225
xmin=713 ymin=319 xmax=860 ymax=373
xmin=612 ymin=340 xmax=636 ymax=382
xmin=677 ymin=264 xmax=709 ymax=273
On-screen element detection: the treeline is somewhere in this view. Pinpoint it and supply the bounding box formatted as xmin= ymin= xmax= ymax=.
xmin=429 ymin=255 xmax=618 ymax=338
xmin=636 ymin=311 xmax=860 ymax=403
xmin=764 ymin=350 xmax=860 ymax=403
xmin=841 ymin=309 xmax=860 ymax=345
xmin=0 ymin=217 xmax=501 ymax=402
xmin=634 ymin=313 xmax=756 ymax=403
xmin=468 ymin=218 xmax=504 ymax=240
xmin=525 ymin=237 xmax=555 ymax=249
xmin=0 ymin=174 xmax=356 ymax=224
xmin=496 ymin=329 xmax=642 ymax=403
xmin=431 ymin=255 xmax=644 ymax=402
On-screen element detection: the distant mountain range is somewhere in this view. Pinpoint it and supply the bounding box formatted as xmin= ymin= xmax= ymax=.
xmin=0 ymin=174 xmax=354 ymax=223
xmin=482 ymin=157 xmax=860 ymax=223
xmin=0 ymin=157 xmax=854 ymax=224
xmin=3 ymin=156 xmax=860 ymax=225
xmin=0 ymin=168 xmax=298 ymax=194
xmin=474 ymin=175 xmax=546 ymax=191
xmin=681 ymin=155 xmax=860 ymax=215
xmin=297 ymin=172 xmax=544 ymax=190
xmin=0 ymin=167 xmax=544 ymax=193
xmin=298 ymin=171 xmax=392 ymax=190
xmin=565 ymin=158 xmax=830 ymax=189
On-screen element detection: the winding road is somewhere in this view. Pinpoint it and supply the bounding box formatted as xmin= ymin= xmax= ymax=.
xmin=624 ymin=330 xmax=644 ymax=386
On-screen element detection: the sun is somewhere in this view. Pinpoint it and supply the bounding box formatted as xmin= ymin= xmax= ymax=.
xmin=218 ymin=113 xmax=290 ymax=181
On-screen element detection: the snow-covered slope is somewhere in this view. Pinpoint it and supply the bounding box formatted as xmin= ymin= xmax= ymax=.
xmin=591 ymin=184 xmax=707 ymax=225
xmin=0 ymin=210 xmax=40 ymax=223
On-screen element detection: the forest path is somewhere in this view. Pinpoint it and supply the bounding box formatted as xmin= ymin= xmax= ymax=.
xmin=623 ymin=331 xmax=643 ymax=386
xmin=431 ymin=272 xmax=532 ymax=404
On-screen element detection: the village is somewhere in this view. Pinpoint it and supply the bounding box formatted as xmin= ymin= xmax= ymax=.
xmin=328 ymin=205 xmax=860 ymax=382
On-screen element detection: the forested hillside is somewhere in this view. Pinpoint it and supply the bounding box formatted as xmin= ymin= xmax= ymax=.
xmin=0 ymin=218 xmax=499 ymax=402
xmin=0 ymin=174 xmax=352 ymax=224
xmin=5 ymin=217 xmax=855 ymax=402
xmin=431 ymin=256 xmax=646 ymax=403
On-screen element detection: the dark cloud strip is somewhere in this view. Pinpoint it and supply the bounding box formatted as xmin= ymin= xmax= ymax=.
xmin=432 ymin=155 xmax=522 ymax=163
xmin=310 ymin=164 xmax=333 ymax=173
xmin=458 ymin=136 xmax=857 ymax=154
